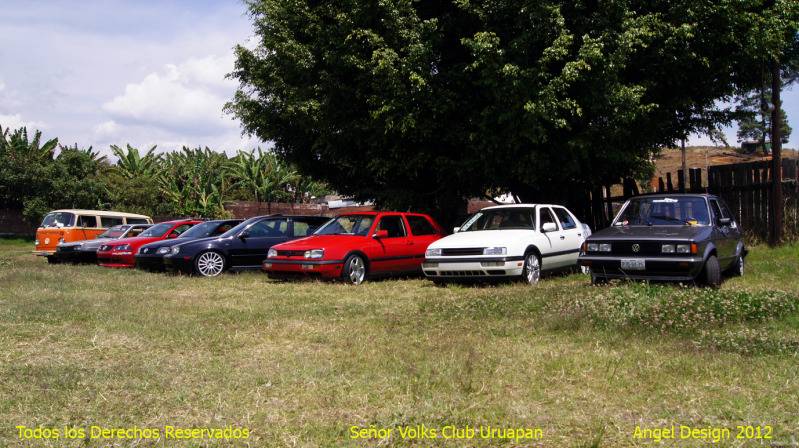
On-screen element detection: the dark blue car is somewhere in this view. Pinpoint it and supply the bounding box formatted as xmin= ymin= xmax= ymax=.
xmin=162 ymin=215 xmax=331 ymax=276
xmin=135 ymin=219 xmax=243 ymax=271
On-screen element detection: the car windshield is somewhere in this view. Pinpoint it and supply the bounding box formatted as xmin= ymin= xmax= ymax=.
xmin=177 ymin=221 xmax=220 ymax=238
xmin=614 ymin=196 xmax=710 ymax=226
xmin=139 ymin=222 xmax=173 ymax=237
xmin=314 ymin=215 xmax=375 ymax=236
xmin=40 ymin=212 xmax=75 ymax=228
xmin=98 ymin=225 xmax=129 ymax=239
xmin=220 ymin=217 xmax=261 ymax=238
xmin=460 ymin=208 xmax=536 ymax=231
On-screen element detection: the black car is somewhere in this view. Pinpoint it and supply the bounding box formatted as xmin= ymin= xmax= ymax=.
xmin=135 ymin=219 xmax=243 ymax=271
xmin=578 ymin=194 xmax=746 ymax=287
xmin=162 ymin=215 xmax=330 ymax=277
xmin=53 ymin=224 xmax=152 ymax=263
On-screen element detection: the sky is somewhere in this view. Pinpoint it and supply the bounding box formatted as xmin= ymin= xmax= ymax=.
xmin=0 ymin=1 xmax=797 ymax=156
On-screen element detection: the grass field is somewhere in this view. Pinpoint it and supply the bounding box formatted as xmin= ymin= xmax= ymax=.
xmin=1 ymin=239 xmax=798 ymax=447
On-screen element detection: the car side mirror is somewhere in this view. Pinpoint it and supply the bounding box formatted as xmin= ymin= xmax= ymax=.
xmin=238 ymin=231 xmax=249 ymax=240
xmin=718 ymin=217 xmax=731 ymax=226
xmin=453 ymin=227 xmax=460 ymax=233
xmin=373 ymin=229 xmax=389 ymax=239
xmin=542 ymin=222 xmax=557 ymax=233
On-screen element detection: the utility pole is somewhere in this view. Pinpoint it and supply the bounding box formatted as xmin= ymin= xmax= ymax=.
xmin=769 ymin=61 xmax=783 ymax=246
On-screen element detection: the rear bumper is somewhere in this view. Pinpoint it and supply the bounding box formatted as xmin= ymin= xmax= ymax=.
xmin=578 ymin=255 xmax=704 ymax=281
xmin=135 ymin=254 xmax=166 ymax=271
xmin=422 ymin=256 xmax=525 ymax=278
xmin=262 ymin=259 xmax=343 ymax=278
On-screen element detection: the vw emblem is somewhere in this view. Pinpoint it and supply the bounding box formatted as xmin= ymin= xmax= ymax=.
xmin=632 ymin=243 xmax=640 ymax=253
xmin=143 ymin=248 xmax=148 ymax=253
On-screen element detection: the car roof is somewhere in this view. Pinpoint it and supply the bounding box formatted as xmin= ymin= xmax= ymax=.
xmin=481 ymin=204 xmax=566 ymax=210
xmin=336 ymin=211 xmax=430 ymax=216
xmin=627 ymin=193 xmax=716 ymax=199
xmin=49 ymin=209 xmax=151 ymax=218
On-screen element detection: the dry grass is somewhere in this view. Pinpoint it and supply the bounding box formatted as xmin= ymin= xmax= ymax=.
xmin=1 ymin=239 xmax=798 ymax=447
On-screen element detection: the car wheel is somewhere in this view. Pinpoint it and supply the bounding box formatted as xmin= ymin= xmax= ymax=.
xmin=590 ymin=271 xmax=608 ymax=285
xmin=342 ymin=254 xmax=367 ymax=285
xmin=521 ymin=252 xmax=541 ymax=285
xmin=727 ymin=254 xmax=744 ymax=277
xmin=702 ymin=255 xmax=721 ymax=288
xmin=194 ymin=251 xmax=226 ymax=277
xmin=46 ymin=256 xmax=60 ymax=264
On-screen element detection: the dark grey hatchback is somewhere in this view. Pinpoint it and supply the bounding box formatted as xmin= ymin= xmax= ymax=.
xmin=578 ymin=194 xmax=746 ymax=287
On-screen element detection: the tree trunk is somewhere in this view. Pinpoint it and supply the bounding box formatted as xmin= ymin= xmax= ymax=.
xmin=769 ymin=62 xmax=783 ymax=246
xmin=680 ymin=138 xmax=687 ymax=192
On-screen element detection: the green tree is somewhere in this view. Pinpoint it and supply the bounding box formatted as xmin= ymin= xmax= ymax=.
xmin=228 ymin=0 xmax=797 ymax=225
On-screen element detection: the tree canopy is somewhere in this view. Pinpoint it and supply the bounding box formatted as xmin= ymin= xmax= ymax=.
xmin=228 ymin=0 xmax=799 ymax=224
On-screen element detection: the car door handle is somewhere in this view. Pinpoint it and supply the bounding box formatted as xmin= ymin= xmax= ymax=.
xmin=559 ymin=235 xmax=565 ymax=240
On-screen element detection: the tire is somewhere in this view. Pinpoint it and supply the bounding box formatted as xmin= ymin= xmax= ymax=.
xmin=521 ymin=252 xmax=541 ymax=285
xmin=431 ymin=278 xmax=448 ymax=286
xmin=46 ymin=256 xmax=60 ymax=264
xmin=194 ymin=251 xmax=226 ymax=277
xmin=590 ymin=271 xmax=608 ymax=285
xmin=702 ymin=255 xmax=721 ymax=288
xmin=726 ymin=253 xmax=745 ymax=277
xmin=342 ymin=254 xmax=367 ymax=285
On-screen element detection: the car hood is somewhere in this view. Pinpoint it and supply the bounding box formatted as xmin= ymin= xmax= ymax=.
xmin=75 ymin=237 xmax=117 ymax=249
xmin=275 ymin=234 xmax=368 ymax=250
xmin=428 ymin=229 xmax=535 ymax=249
xmin=590 ymin=225 xmax=710 ymax=241
xmin=144 ymin=236 xmax=219 ymax=250
xmin=102 ymin=236 xmax=160 ymax=247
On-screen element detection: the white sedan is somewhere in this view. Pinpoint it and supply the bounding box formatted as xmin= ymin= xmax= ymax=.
xmin=422 ymin=204 xmax=590 ymax=284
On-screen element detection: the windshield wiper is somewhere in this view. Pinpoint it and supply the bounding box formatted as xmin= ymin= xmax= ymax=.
xmin=647 ymin=215 xmax=690 ymax=225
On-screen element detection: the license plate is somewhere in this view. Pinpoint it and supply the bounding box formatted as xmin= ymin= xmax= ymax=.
xmin=620 ymin=259 xmax=645 ymax=270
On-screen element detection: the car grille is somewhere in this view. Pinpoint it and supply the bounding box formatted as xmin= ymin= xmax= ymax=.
xmin=277 ymin=250 xmax=306 ymax=257
xmin=440 ymin=248 xmax=485 ymax=256
xmin=604 ymin=241 xmax=663 ymax=256
xmin=100 ymin=245 xmax=110 ymax=251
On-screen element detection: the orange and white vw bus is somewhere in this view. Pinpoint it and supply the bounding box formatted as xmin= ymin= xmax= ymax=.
xmin=34 ymin=209 xmax=152 ymax=261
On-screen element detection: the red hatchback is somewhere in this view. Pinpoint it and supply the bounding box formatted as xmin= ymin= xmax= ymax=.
xmin=96 ymin=219 xmax=202 ymax=268
xmin=263 ymin=212 xmax=443 ymax=284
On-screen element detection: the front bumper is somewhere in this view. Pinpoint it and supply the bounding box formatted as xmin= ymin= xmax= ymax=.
xmin=578 ymin=255 xmax=704 ymax=281
xmin=97 ymin=251 xmax=135 ymax=268
xmin=422 ymin=256 xmax=525 ymax=278
xmin=163 ymin=256 xmax=195 ymax=274
xmin=53 ymin=249 xmax=97 ymax=263
xmin=135 ymin=254 xmax=166 ymax=271
xmin=32 ymin=250 xmax=56 ymax=257
xmin=262 ymin=258 xmax=344 ymax=278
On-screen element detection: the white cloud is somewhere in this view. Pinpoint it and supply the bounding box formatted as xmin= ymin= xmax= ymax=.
xmin=0 ymin=79 xmax=5 ymax=91
xmin=102 ymin=55 xmax=237 ymax=135
xmin=93 ymin=120 xmax=119 ymax=139
xmin=0 ymin=113 xmax=46 ymax=131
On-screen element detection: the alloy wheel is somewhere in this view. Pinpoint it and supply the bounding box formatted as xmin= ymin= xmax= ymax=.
xmin=196 ymin=252 xmax=225 ymax=277
xmin=347 ymin=256 xmax=366 ymax=285
xmin=524 ymin=253 xmax=540 ymax=285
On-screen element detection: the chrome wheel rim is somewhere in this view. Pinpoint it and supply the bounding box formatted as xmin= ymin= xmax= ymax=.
xmin=197 ymin=252 xmax=224 ymax=277
xmin=348 ymin=256 xmax=365 ymax=285
xmin=524 ymin=254 xmax=540 ymax=284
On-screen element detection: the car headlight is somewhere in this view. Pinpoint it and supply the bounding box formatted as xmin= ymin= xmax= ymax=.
xmin=676 ymin=243 xmax=697 ymax=254
xmin=425 ymin=248 xmax=442 ymax=257
xmin=267 ymin=248 xmax=278 ymax=258
xmin=661 ymin=244 xmax=675 ymax=253
xmin=170 ymin=246 xmax=180 ymax=255
xmin=586 ymin=243 xmax=611 ymax=252
xmin=58 ymin=237 xmax=64 ymax=244
xmin=483 ymin=247 xmax=507 ymax=255
xmin=117 ymin=244 xmax=131 ymax=251
xmin=157 ymin=246 xmax=171 ymax=255
xmin=304 ymin=249 xmax=324 ymax=259
xmin=35 ymin=239 xmax=39 ymax=246
xmin=599 ymin=243 xmax=611 ymax=252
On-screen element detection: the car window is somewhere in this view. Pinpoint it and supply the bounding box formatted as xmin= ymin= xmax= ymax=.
xmin=709 ymin=199 xmax=722 ymax=222
xmin=247 ymin=219 xmax=288 ymax=237
xmin=406 ymin=215 xmax=437 ymax=235
xmin=127 ymin=228 xmax=146 ymax=237
xmin=77 ymin=215 xmax=98 ymax=228
xmin=539 ymin=208 xmax=559 ymax=230
xmin=377 ymin=216 xmax=406 ymax=238
xmin=293 ymin=221 xmax=312 ymax=237
xmin=126 ymin=218 xmax=150 ymax=224
xmin=718 ymin=200 xmax=732 ymax=220
xmin=169 ymin=224 xmax=194 ymax=237
xmin=101 ymin=216 xmax=124 ymax=227
xmin=215 ymin=223 xmax=235 ymax=235
xmin=461 ymin=208 xmax=536 ymax=231
xmin=553 ymin=208 xmax=577 ymax=230
xmin=41 ymin=212 xmax=75 ymax=228
xmin=315 ymin=215 xmax=375 ymax=236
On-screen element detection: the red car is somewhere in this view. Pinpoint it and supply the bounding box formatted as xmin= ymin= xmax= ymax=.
xmin=263 ymin=212 xmax=444 ymax=284
xmin=96 ymin=219 xmax=202 ymax=268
